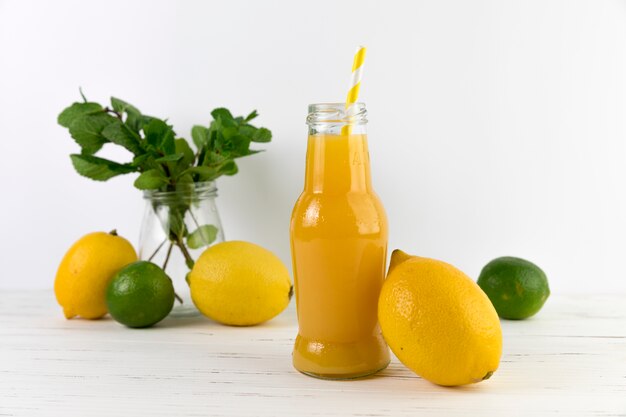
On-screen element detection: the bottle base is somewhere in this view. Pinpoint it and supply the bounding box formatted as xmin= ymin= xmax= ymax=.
xmin=292 ymin=333 xmax=390 ymax=380
xmin=296 ymin=362 xmax=390 ymax=380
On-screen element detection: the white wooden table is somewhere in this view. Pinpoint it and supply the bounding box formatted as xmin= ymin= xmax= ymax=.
xmin=1 ymin=291 xmax=625 ymax=416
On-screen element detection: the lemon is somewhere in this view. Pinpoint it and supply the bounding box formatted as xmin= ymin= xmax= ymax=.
xmin=478 ymin=256 xmax=550 ymax=320
xmin=54 ymin=230 xmax=137 ymax=320
xmin=188 ymin=241 xmax=292 ymax=326
xmin=106 ymin=261 xmax=175 ymax=328
xmin=378 ymin=250 xmax=502 ymax=386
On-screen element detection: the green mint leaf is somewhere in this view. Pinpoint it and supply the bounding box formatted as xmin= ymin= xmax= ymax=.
xmin=211 ymin=130 xmax=225 ymax=152
xmin=132 ymin=154 xmax=161 ymax=172
xmin=110 ymin=97 xmax=125 ymax=113
xmin=251 ymin=127 xmax=272 ymax=143
xmin=132 ymin=154 xmax=149 ymax=167
xmin=186 ymin=225 xmax=218 ymax=249
xmin=127 ymin=112 xmax=153 ymax=133
xmin=143 ymin=119 xmax=167 ymax=147
xmin=113 ymin=96 xmax=154 ymax=134
xmin=192 ymin=152 xmax=237 ymax=180
xmin=133 ymin=169 xmax=168 ymax=190
xmin=230 ymin=135 xmax=251 ymax=157
xmin=191 ymin=125 xmax=209 ymax=149
xmin=244 ymin=110 xmax=258 ymax=122
xmin=172 ymin=177 xmax=195 ymax=198
xmin=186 ymin=166 xmax=218 ymax=182
xmin=176 ymin=173 xmax=194 ymax=186
xmin=110 ymin=97 xmax=140 ymax=115
xmin=221 ymin=126 xmax=238 ymax=140
xmin=101 ymin=121 xmax=143 ymax=154
xmin=155 ymin=153 xmax=184 ymax=163
xmin=201 ymin=150 xmax=229 ymax=167
xmin=143 ymin=119 xmax=175 ymax=154
xmin=219 ymin=160 xmax=238 ymax=176
xmin=211 ymin=108 xmax=234 ymax=122
xmin=210 ymin=117 xmax=223 ymax=132
xmin=175 ymin=138 xmax=195 ymax=168
xmin=161 ymin=133 xmax=176 ymax=154
xmin=68 ymin=112 xmax=117 ymax=154
xmin=238 ymin=125 xmax=255 ymax=137
xmin=211 ymin=108 xmax=237 ymax=129
xmin=58 ymin=102 xmax=102 ymax=128
xmin=70 ymin=154 xmax=136 ymax=181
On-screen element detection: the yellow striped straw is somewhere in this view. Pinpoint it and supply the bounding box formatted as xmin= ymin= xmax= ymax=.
xmin=342 ymin=46 xmax=367 ymax=135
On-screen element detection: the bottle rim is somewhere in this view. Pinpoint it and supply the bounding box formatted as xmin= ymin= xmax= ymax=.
xmin=306 ymin=102 xmax=367 ymax=126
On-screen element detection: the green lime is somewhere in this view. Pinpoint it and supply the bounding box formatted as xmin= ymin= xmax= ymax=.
xmin=477 ymin=257 xmax=550 ymax=320
xmin=106 ymin=261 xmax=175 ymax=328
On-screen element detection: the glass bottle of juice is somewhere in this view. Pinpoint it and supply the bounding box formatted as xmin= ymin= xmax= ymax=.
xmin=290 ymin=102 xmax=390 ymax=379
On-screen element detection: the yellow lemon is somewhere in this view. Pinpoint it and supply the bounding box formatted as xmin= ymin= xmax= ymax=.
xmin=189 ymin=241 xmax=292 ymax=326
xmin=54 ymin=230 xmax=137 ymax=320
xmin=378 ymin=250 xmax=502 ymax=386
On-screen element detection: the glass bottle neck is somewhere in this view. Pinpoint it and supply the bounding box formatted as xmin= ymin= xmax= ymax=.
xmin=304 ymin=133 xmax=373 ymax=194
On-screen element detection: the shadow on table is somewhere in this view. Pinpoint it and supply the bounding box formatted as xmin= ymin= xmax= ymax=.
xmin=352 ymin=362 xmax=494 ymax=394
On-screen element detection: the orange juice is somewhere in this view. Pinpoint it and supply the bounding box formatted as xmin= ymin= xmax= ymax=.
xmin=290 ymin=103 xmax=389 ymax=379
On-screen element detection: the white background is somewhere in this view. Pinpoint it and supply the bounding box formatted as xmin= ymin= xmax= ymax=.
xmin=0 ymin=0 xmax=624 ymax=293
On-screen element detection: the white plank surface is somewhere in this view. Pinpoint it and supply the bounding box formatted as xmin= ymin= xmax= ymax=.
xmin=0 ymin=291 xmax=625 ymax=417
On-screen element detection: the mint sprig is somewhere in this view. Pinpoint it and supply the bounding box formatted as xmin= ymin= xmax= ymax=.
xmin=58 ymin=95 xmax=271 ymax=188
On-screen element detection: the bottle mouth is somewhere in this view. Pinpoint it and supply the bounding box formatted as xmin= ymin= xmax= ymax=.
xmin=143 ymin=181 xmax=217 ymax=202
xmin=306 ymin=102 xmax=367 ymax=127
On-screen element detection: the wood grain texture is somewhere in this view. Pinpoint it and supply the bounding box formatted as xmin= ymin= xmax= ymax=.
xmin=0 ymin=292 xmax=625 ymax=416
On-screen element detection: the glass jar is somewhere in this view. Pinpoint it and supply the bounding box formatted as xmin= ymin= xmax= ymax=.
xmin=290 ymin=103 xmax=390 ymax=379
xmin=138 ymin=181 xmax=224 ymax=316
